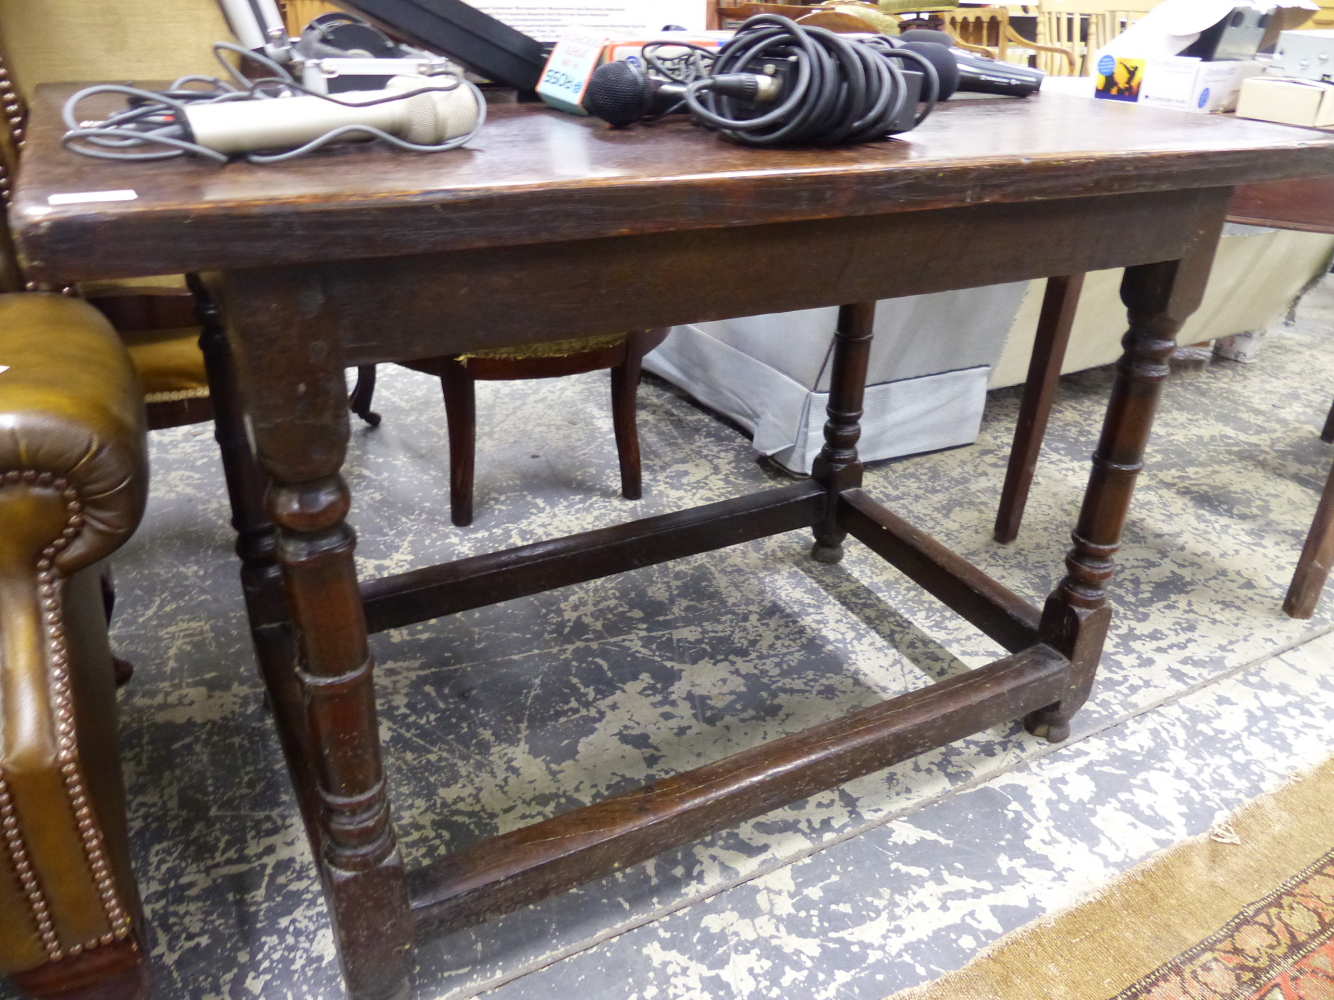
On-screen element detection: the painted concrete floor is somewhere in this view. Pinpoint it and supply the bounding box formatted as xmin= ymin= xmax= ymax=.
xmin=10 ymin=275 xmax=1334 ymax=1000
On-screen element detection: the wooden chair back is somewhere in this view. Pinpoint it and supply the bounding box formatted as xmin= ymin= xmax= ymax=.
xmin=1035 ymin=0 xmax=1158 ymax=75
xmin=938 ymin=6 xmax=1077 ymax=68
xmin=940 ymin=7 xmax=1010 ymax=58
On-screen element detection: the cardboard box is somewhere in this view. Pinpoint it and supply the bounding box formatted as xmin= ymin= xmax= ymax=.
xmin=1235 ymin=74 xmax=1334 ymax=125
xmin=1140 ymin=56 xmax=1263 ymax=111
xmin=1094 ymin=53 xmax=1261 ymax=110
xmin=1091 ymin=0 xmax=1316 ymax=109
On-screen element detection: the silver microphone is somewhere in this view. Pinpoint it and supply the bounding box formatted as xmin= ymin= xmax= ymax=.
xmin=184 ymin=76 xmax=481 ymax=155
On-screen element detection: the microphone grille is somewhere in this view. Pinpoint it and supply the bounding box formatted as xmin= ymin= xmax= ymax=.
xmin=582 ymin=61 xmax=653 ymax=127
xmin=406 ymin=87 xmax=481 ymax=143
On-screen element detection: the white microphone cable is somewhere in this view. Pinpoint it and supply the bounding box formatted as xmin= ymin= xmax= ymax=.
xmin=61 ymin=41 xmax=485 ymax=164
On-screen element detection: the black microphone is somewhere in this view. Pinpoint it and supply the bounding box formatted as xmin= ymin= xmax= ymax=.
xmin=582 ymin=60 xmax=687 ymax=128
xmin=899 ymin=28 xmax=1043 ymax=96
xmin=895 ymin=40 xmax=959 ymax=100
xmin=582 ymin=60 xmax=785 ymax=128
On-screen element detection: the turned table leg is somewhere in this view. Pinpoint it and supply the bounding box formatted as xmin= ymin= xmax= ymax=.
xmin=1027 ymin=252 xmax=1217 ymax=742
xmin=811 ymin=302 xmax=875 ymax=564
xmin=192 ymin=279 xmax=326 ymax=849
xmin=215 ymin=271 xmax=413 ymax=1000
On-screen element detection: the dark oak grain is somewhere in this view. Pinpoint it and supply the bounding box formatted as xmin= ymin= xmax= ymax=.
xmin=408 ymin=642 xmax=1070 ymax=938
xmin=312 ymin=186 xmax=1226 ymax=364
xmin=839 ymin=489 xmax=1042 ymax=652
xmin=15 ymin=91 xmax=1334 ymax=283
xmin=1228 ymin=175 xmax=1334 ymax=232
xmin=361 ymin=481 xmax=826 ymax=633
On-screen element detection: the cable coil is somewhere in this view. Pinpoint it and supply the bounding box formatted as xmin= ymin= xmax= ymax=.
xmin=685 ymin=15 xmax=939 ymax=146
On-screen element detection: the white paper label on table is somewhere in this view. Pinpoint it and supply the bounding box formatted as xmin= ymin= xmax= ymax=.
xmin=47 ymin=189 xmax=138 ymax=206
xmin=537 ymin=31 xmax=610 ymax=108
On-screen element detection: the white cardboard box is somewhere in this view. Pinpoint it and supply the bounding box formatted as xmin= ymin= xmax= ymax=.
xmin=1235 ymin=75 xmax=1334 ymax=125
xmin=1140 ymin=57 xmax=1263 ymax=111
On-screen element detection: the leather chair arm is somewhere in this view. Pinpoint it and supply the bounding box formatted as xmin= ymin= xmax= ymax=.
xmin=0 ymin=293 xmax=148 ymax=575
xmin=0 ymin=292 xmax=149 ymax=976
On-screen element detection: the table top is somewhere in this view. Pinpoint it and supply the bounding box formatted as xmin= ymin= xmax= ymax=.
xmin=15 ymin=86 xmax=1334 ymax=284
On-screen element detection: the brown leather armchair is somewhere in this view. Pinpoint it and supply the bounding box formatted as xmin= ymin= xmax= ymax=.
xmin=0 ymin=294 xmax=151 ymax=998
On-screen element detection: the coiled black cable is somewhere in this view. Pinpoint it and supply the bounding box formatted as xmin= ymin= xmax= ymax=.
xmin=684 ymin=15 xmax=938 ymax=146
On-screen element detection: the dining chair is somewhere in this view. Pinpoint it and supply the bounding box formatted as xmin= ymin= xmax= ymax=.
xmin=350 ymin=328 xmax=669 ymax=526
xmin=994 ymin=274 xmax=1334 ymax=619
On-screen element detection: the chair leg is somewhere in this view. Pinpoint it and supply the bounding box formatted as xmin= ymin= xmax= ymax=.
xmin=1284 ymin=457 xmax=1334 ymax=619
xmin=439 ymin=358 xmax=476 ymax=527
xmin=1321 ymin=395 xmax=1334 ymax=444
xmin=610 ymin=335 xmax=648 ymax=501
xmin=349 ymin=365 xmax=382 ymax=427
xmin=99 ymin=566 xmax=135 ymax=686
xmin=994 ymin=273 xmax=1085 ymax=544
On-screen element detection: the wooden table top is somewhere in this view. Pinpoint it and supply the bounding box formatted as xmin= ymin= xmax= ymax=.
xmin=15 ymin=86 xmax=1334 ymax=284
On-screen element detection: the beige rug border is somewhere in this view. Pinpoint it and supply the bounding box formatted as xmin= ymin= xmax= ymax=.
xmin=888 ymin=755 xmax=1334 ymax=1000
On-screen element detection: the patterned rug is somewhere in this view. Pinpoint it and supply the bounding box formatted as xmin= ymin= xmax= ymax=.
xmin=890 ymin=758 xmax=1334 ymax=1000
xmin=1115 ymin=851 xmax=1334 ymax=1000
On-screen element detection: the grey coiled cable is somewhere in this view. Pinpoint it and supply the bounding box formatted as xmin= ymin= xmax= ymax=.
xmin=685 ymin=16 xmax=938 ymax=146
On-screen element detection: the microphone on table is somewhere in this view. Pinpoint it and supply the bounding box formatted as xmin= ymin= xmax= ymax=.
xmin=581 ymin=59 xmax=784 ymax=128
xmin=898 ymin=29 xmax=1044 ymax=97
xmin=888 ymin=39 xmax=960 ymax=100
xmin=183 ymin=77 xmax=482 ymax=156
xmin=582 ymin=38 xmax=956 ymax=127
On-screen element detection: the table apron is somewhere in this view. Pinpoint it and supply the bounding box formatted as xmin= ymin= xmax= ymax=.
xmin=244 ymin=186 xmax=1236 ymax=367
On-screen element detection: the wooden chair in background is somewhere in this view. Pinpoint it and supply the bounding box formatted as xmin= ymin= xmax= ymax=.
xmin=1035 ymin=0 xmax=1157 ymax=76
xmin=993 ymin=270 xmax=1334 ymax=620
xmin=941 ymin=7 xmax=1077 ymax=67
xmin=352 ymin=330 xmax=668 ymax=526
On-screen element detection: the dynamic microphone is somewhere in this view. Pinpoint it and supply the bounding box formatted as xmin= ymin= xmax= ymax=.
xmin=894 ymin=40 xmax=959 ymax=100
xmin=582 ymin=59 xmax=784 ymax=128
xmin=183 ymin=76 xmax=481 ymax=155
xmin=899 ymin=28 xmax=1043 ymax=97
xmin=581 ymin=60 xmax=689 ymax=128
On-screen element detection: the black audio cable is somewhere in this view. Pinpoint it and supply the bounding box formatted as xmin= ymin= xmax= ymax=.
xmin=684 ymin=16 xmax=939 ymax=146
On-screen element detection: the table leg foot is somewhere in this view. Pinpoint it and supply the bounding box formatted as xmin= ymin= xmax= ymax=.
xmin=810 ymin=539 xmax=845 ymax=564
xmin=1024 ymin=595 xmax=1112 ymax=741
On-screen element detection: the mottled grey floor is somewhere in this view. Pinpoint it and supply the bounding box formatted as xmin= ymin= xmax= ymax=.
xmin=10 ymin=276 xmax=1334 ymax=1000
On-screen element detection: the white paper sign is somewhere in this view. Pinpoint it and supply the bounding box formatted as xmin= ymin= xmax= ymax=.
xmin=537 ymin=31 xmax=609 ymax=108
xmin=473 ymin=1 xmax=707 ymax=41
